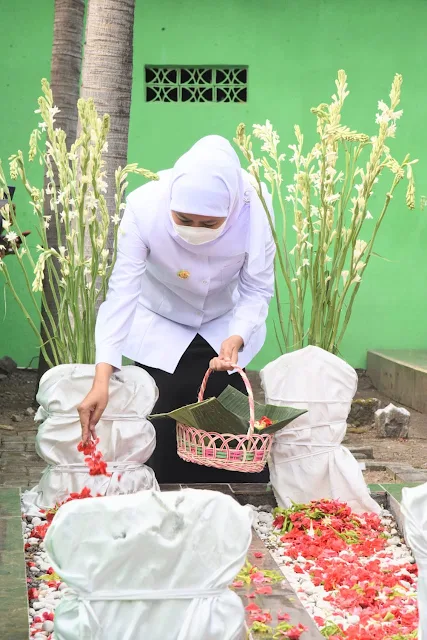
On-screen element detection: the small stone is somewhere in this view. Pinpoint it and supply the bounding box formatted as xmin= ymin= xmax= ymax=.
xmin=33 ymin=601 xmax=45 ymax=610
xmin=32 ymin=517 xmax=42 ymax=526
xmin=375 ymin=403 xmax=410 ymax=439
xmin=58 ymin=582 xmax=67 ymax=590
xmin=43 ymin=621 xmax=54 ymax=633
xmin=348 ymin=398 xmax=380 ymax=428
xmin=25 ymin=406 xmax=35 ymax=416
xmin=29 ymin=565 xmax=40 ymax=573
xmin=11 ymin=413 xmax=23 ymax=423
xmin=301 ymin=580 xmax=316 ymax=594
xmin=386 ymin=536 xmax=401 ymax=546
xmin=257 ymin=512 xmax=273 ymax=524
xmin=0 ymin=356 xmax=17 ymax=375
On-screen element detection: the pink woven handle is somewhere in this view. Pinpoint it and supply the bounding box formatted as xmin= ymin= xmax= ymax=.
xmin=198 ymin=365 xmax=256 ymax=436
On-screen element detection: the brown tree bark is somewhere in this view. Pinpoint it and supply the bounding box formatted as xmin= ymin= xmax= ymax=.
xmin=37 ymin=0 xmax=85 ymax=383
xmin=80 ymin=0 xmax=135 ymax=255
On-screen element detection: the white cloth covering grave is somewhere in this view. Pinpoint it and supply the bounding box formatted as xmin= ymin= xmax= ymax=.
xmin=260 ymin=346 xmax=380 ymax=514
xmin=402 ymin=483 xmax=427 ymax=640
xmin=22 ymin=364 xmax=159 ymax=513
xmin=45 ymin=488 xmax=252 ymax=640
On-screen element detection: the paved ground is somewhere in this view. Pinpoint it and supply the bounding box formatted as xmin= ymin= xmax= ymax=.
xmin=0 ymin=424 xmax=45 ymax=489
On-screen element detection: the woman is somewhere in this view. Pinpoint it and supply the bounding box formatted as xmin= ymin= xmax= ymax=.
xmin=78 ymin=136 xmax=275 ymax=484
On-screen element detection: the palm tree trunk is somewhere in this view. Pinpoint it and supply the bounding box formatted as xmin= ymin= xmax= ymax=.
xmin=37 ymin=0 xmax=85 ymax=383
xmin=80 ymin=0 xmax=135 ymax=256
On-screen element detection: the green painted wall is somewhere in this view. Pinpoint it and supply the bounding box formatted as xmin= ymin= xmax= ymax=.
xmin=2 ymin=0 xmax=427 ymax=370
xmin=0 ymin=0 xmax=54 ymax=366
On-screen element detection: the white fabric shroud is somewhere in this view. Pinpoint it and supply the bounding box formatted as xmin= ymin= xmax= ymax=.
xmin=22 ymin=364 xmax=159 ymax=512
xmin=45 ymin=488 xmax=252 ymax=640
xmin=401 ymin=483 xmax=427 ymax=640
xmin=260 ymin=346 xmax=380 ymax=514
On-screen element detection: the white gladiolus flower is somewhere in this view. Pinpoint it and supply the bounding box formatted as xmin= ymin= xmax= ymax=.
xmin=387 ymin=123 xmax=397 ymax=138
xmin=341 ymin=270 xmax=349 ymax=284
xmin=351 ymin=274 xmax=362 ymax=284
xmin=365 ymin=211 xmax=373 ymax=220
xmin=302 ymin=259 xmax=310 ymax=267
xmin=353 ymin=239 xmax=368 ymax=262
xmin=1 ymin=220 xmax=11 ymax=231
xmin=86 ymin=193 xmax=99 ymax=210
xmin=5 ymin=231 xmax=18 ymax=243
xmin=375 ymin=112 xmax=390 ymax=125
xmin=111 ymin=214 xmax=121 ymax=225
xmin=325 ymin=255 xmax=332 ymax=263
xmin=326 ymin=193 xmax=340 ymax=204
xmin=38 ymin=122 xmax=48 ymax=132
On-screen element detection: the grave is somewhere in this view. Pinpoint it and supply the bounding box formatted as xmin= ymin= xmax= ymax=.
xmin=1 ymin=481 xmax=421 ymax=639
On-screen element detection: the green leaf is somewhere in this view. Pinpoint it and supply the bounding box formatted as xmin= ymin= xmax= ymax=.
xmin=36 ymin=572 xmax=61 ymax=581
xmin=218 ymin=386 xmax=306 ymax=433
xmin=189 ymin=397 xmax=248 ymax=434
xmin=150 ymin=397 xmax=247 ymax=434
xmin=150 ymin=386 xmax=306 ymax=436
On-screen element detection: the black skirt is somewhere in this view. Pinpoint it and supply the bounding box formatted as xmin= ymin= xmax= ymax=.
xmin=136 ymin=334 xmax=270 ymax=485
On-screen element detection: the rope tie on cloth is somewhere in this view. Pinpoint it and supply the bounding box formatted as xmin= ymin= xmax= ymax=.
xmin=273 ymin=442 xmax=340 ymax=463
xmin=62 ymin=587 xmax=228 ymax=639
xmin=48 ymin=462 xmax=144 ymax=473
xmin=35 ymin=407 xmax=143 ymax=422
xmin=273 ymin=418 xmax=348 ymax=462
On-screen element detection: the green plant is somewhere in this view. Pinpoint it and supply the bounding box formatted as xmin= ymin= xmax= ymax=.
xmin=0 ymin=79 xmax=157 ymax=366
xmin=235 ymin=70 xmax=417 ymax=354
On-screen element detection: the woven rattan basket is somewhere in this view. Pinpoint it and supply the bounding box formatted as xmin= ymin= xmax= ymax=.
xmin=176 ymin=366 xmax=272 ymax=473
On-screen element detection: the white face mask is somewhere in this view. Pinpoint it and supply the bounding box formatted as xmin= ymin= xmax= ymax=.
xmin=172 ymin=219 xmax=226 ymax=245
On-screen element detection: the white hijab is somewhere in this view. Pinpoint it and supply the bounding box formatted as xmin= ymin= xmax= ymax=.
xmin=158 ymin=135 xmax=272 ymax=276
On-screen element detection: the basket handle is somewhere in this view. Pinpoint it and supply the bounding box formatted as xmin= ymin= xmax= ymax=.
xmin=198 ymin=365 xmax=256 ymax=436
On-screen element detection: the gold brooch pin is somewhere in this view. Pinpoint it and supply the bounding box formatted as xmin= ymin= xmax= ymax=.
xmin=177 ymin=270 xmax=190 ymax=279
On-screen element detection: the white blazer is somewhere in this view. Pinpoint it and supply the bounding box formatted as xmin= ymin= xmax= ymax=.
xmin=95 ymin=184 xmax=275 ymax=374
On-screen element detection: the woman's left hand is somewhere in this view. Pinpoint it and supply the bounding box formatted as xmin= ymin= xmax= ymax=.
xmin=210 ymin=335 xmax=244 ymax=371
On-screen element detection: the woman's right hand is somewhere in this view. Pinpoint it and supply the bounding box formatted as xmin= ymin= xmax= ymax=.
xmin=78 ymin=384 xmax=109 ymax=444
xmin=78 ymin=364 xmax=113 ymax=444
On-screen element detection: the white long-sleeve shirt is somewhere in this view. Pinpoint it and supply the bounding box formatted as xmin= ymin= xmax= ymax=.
xmin=95 ymin=183 xmax=275 ymax=373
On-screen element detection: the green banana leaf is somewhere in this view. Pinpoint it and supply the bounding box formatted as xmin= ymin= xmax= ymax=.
xmin=218 ymin=386 xmax=306 ymax=434
xmin=150 ymin=397 xmax=247 ymax=434
xmin=150 ymin=385 xmax=306 ymax=436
